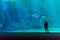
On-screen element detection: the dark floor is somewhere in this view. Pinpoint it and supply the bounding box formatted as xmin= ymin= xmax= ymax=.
xmin=0 ymin=32 xmax=60 ymax=40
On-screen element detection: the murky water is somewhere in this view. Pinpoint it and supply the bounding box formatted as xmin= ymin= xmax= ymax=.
xmin=0 ymin=0 xmax=60 ymax=32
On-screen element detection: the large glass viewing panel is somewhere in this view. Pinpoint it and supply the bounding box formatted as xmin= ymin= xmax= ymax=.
xmin=0 ymin=0 xmax=60 ymax=32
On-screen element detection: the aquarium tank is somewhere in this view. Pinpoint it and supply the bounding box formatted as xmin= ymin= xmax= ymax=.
xmin=0 ymin=0 xmax=60 ymax=32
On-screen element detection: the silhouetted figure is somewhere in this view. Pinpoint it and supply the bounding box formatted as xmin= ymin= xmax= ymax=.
xmin=44 ymin=21 xmax=49 ymax=33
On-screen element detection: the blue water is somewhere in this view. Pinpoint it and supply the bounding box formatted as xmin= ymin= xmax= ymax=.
xmin=0 ymin=0 xmax=60 ymax=32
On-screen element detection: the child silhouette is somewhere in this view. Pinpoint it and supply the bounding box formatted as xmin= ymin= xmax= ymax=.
xmin=44 ymin=21 xmax=49 ymax=33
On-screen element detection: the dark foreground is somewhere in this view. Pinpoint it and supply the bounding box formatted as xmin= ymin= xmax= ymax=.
xmin=0 ymin=32 xmax=60 ymax=40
